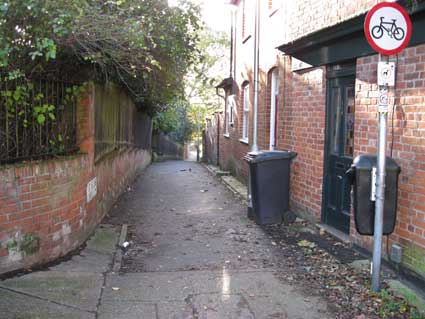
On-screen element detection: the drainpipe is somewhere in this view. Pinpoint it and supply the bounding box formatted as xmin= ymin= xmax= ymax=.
xmin=251 ymin=0 xmax=260 ymax=153
xmin=232 ymin=9 xmax=237 ymax=92
xmin=217 ymin=114 xmax=220 ymax=165
xmin=215 ymin=87 xmax=225 ymax=167
xmin=230 ymin=9 xmax=234 ymax=80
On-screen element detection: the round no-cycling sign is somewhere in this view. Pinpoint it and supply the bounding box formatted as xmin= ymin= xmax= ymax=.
xmin=364 ymin=2 xmax=412 ymax=55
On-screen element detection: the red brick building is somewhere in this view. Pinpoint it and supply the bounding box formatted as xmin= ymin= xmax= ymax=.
xmin=208 ymin=0 xmax=425 ymax=281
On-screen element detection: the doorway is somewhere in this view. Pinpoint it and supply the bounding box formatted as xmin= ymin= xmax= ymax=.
xmin=322 ymin=63 xmax=356 ymax=234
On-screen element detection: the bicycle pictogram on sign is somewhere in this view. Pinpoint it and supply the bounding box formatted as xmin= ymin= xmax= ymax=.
xmin=371 ymin=17 xmax=405 ymax=41
xmin=364 ymin=2 xmax=412 ymax=55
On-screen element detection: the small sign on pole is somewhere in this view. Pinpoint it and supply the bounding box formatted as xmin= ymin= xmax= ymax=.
xmin=378 ymin=62 xmax=395 ymax=87
xmin=364 ymin=2 xmax=412 ymax=292
xmin=378 ymin=87 xmax=389 ymax=113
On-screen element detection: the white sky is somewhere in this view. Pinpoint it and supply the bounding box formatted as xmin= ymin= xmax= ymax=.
xmin=169 ymin=0 xmax=231 ymax=32
xmin=200 ymin=0 xmax=231 ymax=31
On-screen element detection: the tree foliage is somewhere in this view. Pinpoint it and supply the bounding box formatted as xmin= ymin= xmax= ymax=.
xmin=153 ymin=27 xmax=229 ymax=143
xmin=185 ymin=27 xmax=229 ymax=141
xmin=185 ymin=28 xmax=229 ymax=110
xmin=153 ymin=101 xmax=193 ymax=144
xmin=0 ymin=0 xmax=201 ymax=114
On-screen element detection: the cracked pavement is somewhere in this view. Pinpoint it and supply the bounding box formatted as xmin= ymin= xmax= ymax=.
xmin=0 ymin=224 xmax=119 ymax=319
xmin=0 ymin=161 xmax=335 ymax=318
xmin=104 ymin=160 xmax=334 ymax=318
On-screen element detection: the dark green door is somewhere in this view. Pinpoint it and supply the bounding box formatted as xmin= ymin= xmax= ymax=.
xmin=323 ymin=68 xmax=355 ymax=234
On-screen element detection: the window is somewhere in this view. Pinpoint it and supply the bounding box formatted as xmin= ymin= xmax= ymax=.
xmin=228 ymin=94 xmax=235 ymax=125
xmin=225 ymin=94 xmax=236 ymax=137
xmin=241 ymin=84 xmax=249 ymax=142
xmin=225 ymin=96 xmax=230 ymax=136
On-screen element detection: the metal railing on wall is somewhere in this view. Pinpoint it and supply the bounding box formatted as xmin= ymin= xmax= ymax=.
xmin=94 ymin=84 xmax=152 ymax=162
xmin=0 ymin=76 xmax=79 ymax=165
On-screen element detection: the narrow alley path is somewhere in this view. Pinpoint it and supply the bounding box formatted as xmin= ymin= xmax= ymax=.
xmin=103 ymin=160 xmax=333 ymax=318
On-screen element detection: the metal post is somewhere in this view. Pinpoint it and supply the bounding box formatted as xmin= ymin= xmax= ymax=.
xmin=251 ymin=0 xmax=260 ymax=153
xmin=372 ymin=54 xmax=389 ymax=292
xmin=230 ymin=10 xmax=234 ymax=79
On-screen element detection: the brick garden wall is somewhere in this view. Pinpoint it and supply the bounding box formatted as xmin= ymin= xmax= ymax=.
xmin=203 ymin=115 xmax=219 ymax=165
xmin=0 ymin=85 xmax=151 ymax=274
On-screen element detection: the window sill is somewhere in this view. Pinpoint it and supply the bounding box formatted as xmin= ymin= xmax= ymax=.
xmin=242 ymin=35 xmax=252 ymax=44
xmin=223 ymin=133 xmax=230 ymax=138
xmin=269 ymin=8 xmax=279 ymax=17
xmin=239 ymin=138 xmax=249 ymax=145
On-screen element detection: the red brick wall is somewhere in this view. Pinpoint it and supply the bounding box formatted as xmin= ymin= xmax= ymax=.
xmin=284 ymin=0 xmax=379 ymax=43
xmin=216 ymin=84 xmax=251 ymax=182
xmin=277 ymin=62 xmax=326 ymax=221
xmin=256 ymin=70 xmax=269 ymax=151
xmin=0 ymin=85 xmax=151 ymax=274
xmin=352 ymin=45 xmax=425 ymax=278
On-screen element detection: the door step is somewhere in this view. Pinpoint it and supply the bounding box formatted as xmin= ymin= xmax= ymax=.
xmin=317 ymin=223 xmax=351 ymax=244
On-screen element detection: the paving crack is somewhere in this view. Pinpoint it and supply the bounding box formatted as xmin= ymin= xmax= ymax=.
xmin=0 ymin=285 xmax=96 ymax=315
xmin=94 ymin=223 xmax=126 ymax=318
xmin=94 ymin=270 xmax=108 ymax=319
xmin=155 ymin=303 xmax=160 ymax=319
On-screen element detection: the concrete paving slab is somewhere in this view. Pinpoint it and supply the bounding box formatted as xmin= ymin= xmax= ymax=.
xmin=187 ymin=293 xmax=255 ymax=319
xmin=50 ymin=250 xmax=112 ymax=273
xmin=0 ymin=271 xmax=104 ymax=312
xmin=0 ymin=223 xmax=119 ymax=318
xmin=98 ymin=301 xmax=157 ymax=319
xmin=85 ymin=224 xmax=120 ymax=255
xmin=0 ymin=288 xmax=95 ymax=319
xmin=103 ymin=269 xmax=331 ymax=318
xmin=102 ymin=161 xmax=335 ymax=318
xmin=156 ymin=301 xmax=191 ymax=319
xmin=245 ymin=295 xmax=329 ymax=319
xmin=103 ymin=271 xmax=219 ymax=302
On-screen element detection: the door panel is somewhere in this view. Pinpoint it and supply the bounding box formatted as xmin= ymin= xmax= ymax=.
xmin=323 ymin=73 xmax=355 ymax=234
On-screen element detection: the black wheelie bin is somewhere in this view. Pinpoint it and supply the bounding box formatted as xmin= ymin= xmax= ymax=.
xmin=244 ymin=150 xmax=297 ymax=225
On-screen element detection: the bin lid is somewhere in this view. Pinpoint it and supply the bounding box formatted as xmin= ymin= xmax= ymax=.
xmin=244 ymin=150 xmax=297 ymax=163
xmin=352 ymin=154 xmax=401 ymax=172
